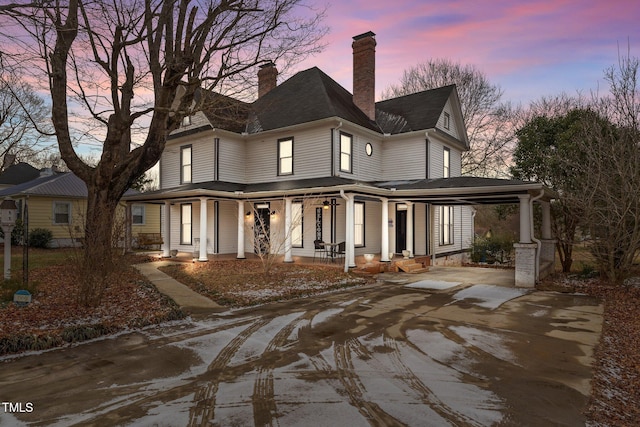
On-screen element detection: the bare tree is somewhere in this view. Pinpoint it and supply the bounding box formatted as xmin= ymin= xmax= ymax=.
xmin=0 ymin=1 xmax=326 ymax=301
xmin=381 ymin=59 xmax=518 ymax=177
xmin=0 ymin=71 xmax=52 ymax=170
xmin=563 ymin=51 xmax=640 ymax=282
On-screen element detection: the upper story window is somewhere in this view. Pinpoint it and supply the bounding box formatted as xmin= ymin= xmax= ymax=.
xmin=132 ymin=204 xmax=145 ymax=225
xmin=443 ymin=146 xmax=450 ymax=178
xmin=53 ymin=201 xmax=71 ymax=225
xmin=340 ymin=132 xmax=353 ymax=173
xmin=181 ymin=145 xmax=192 ymax=184
xmin=278 ymin=137 xmax=293 ymax=175
xmin=182 ymin=115 xmax=192 ymax=127
xmin=443 ymin=112 xmax=450 ymax=130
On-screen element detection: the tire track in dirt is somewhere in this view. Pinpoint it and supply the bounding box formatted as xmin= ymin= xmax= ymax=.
xmin=188 ymin=317 xmax=272 ymax=427
xmin=333 ymin=337 xmax=402 ymax=426
xmin=383 ymin=335 xmax=484 ymax=427
xmin=252 ymin=310 xmax=318 ymax=427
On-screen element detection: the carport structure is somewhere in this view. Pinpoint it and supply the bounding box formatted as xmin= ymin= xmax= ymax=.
xmin=375 ymin=176 xmax=556 ymax=287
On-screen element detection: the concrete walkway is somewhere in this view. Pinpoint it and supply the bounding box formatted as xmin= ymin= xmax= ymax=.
xmin=134 ymin=261 xmax=224 ymax=313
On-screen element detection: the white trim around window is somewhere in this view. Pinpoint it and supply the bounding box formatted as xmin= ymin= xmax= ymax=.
xmin=181 ymin=145 xmax=192 ymax=184
xmin=52 ymin=201 xmax=71 ymax=225
xmin=278 ymin=137 xmax=294 ymax=176
xmin=132 ymin=204 xmax=145 ymax=225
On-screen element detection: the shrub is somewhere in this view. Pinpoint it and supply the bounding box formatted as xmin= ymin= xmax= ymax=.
xmin=470 ymin=233 xmax=516 ymax=264
xmin=28 ymin=228 xmax=53 ymax=248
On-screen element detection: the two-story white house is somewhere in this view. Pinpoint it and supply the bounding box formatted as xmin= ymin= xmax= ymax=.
xmin=126 ymin=31 xmax=555 ymax=286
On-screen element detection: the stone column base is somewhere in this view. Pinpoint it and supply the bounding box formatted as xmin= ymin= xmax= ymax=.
xmin=514 ymin=243 xmax=538 ymax=288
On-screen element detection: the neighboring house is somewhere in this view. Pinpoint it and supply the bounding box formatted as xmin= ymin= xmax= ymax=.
xmin=0 ymin=171 xmax=160 ymax=248
xmin=125 ymin=31 xmax=554 ymax=287
xmin=0 ymin=162 xmax=41 ymax=190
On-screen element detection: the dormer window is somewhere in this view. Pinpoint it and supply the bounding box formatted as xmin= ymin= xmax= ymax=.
xmin=443 ymin=112 xmax=450 ymax=130
xmin=182 ymin=115 xmax=192 ymax=127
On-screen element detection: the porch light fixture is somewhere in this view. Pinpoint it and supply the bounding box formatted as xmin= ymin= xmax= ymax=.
xmin=323 ymin=200 xmax=330 ymax=210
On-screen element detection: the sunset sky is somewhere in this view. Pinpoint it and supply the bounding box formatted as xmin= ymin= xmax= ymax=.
xmin=294 ymin=0 xmax=639 ymax=105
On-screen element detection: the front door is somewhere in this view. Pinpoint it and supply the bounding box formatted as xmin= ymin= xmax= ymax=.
xmin=396 ymin=208 xmax=407 ymax=254
xmin=254 ymin=205 xmax=271 ymax=255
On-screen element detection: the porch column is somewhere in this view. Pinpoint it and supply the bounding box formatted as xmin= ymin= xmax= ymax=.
xmin=515 ymin=194 xmax=536 ymax=287
xmin=237 ymin=200 xmax=245 ymax=259
xmin=380 ymin=198 xmax=390 ymax=262
xmin=198 ymin=197 xmax=208 ymax=262
xmin=344 ymin=193 xmax=356 ymax=271
xmin=284 ymin=197 xmax=293 ymax=263
xmin=162 ymin=201 xmax=171 ymax=257
xmin=406 ymin=201 xmax=414 ymax=257
xmin=518 ymin=194 xmax=532 ymax=243
xmin=541 ymin=200 xmax=552 ymax=239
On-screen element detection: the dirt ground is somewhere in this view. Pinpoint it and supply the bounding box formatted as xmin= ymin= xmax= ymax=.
xmin=0 ymin=270 xmax=602 ymax=426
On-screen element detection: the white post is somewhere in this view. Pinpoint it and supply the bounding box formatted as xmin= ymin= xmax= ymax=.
xmin=518 ymin=194 xmax=532 ymax=243
xmin=541 ymin=200 xmax=552 ymax=240
xmin=198 ymin=197 xmax=208 ymax=261
xmin=406 ymin=201 xmax=414 ymax=257
xmin=3 ymin=225 xmax=13 ymax=279
xmin=284 ymin=197 xmax=293 ymax=263
xmin=380 ymin=198 xmax=389 ymax=262
xmin=345 ymin=194 xmax=356 ymax=271
xmin=237 ymin=200 xmax=245 ymax=259
xmin=162 ymin=201 xmax=171 ymax=257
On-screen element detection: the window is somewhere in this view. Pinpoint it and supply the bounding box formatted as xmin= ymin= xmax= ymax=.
xmin=365 ymin=142 xmax=373 ymax=156
xmin=440 ymin=206 xmax=454 ymax=245
xmin=181 ymin=203 xmax=192 ymax=245
xmin=443 ymin=112 xmax=450 ymax=130
xmin=292 ymin=202 xmax=303 ymax=247
xmin=354 ymin=202 xmax=364 ymax=247
xmin=181 ymin=145 xmax=192 ymax=184
xmin=53 ymin=201 xmax=71 ymax=225
xmin=278 ymin=138 xmax=293 ymax=175
xmin=340 ymin=132 xmax=352 ymax=173
xmin=132 ymin=204 xmax=145 ymax=225
xmin=443 ymin=146 xmax=450 ymax=178
xmin=182 ymin=115 xmax=192 ymax=127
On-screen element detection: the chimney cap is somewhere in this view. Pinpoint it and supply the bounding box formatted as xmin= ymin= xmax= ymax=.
xmin=259 ymin=61 xmax=276 ymax=69
xmin=353 ymin=31 xmax=376 ymax=41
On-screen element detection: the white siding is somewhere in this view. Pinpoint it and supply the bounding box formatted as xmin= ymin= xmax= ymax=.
xmin=434 ymin=205 xmax=473 ymax=255
xmin=354 ymin=200 xmax=381 ymax=256
xmin=437 ymin=98 xmax=460 ymax=140
xmin=245 ymin=127 xmax=331 ymax=183
xmin=160 ymin=133 xmax=216 ymax=188
xmin=218 ymin=201 xmax=239 ymax=254
xmin=428 ymin=137 xmax=464 ymax=179
xmin=382 ymin=137 xmax=427 ymax=181
xmin=414 ymin=203 xmax=428 ymax=255
xmin=218 ymin=137 xmax=246 ymax=183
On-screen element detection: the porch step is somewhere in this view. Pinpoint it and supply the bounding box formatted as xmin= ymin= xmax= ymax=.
xmin=394 ymin=259 xmax=429 ymax=274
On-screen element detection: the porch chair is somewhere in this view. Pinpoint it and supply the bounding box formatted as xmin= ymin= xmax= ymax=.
xmin=334 ymin=241 xmax=346 ymax=262
xmin=313 ymin=239 xmax=326 ymax=263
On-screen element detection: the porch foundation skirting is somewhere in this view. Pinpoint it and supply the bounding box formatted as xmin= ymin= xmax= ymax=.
xmin=539 ymin=239 xmax=557 ymax=280
xmin=514 ymin=243 xmax=538 ymax=288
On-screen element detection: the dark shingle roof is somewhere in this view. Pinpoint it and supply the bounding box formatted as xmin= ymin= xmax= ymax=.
xmin=0 ymin=172 xmax=139 ymax=198
xmin=0 ymin=163 xmax=40 ymax=185
xmin=248 ymin=67 xmax=380 ymax=133
xmin=375 ymin=85 xmax=455 ymax=134
xmin=375 ymin=176 xmax=534 ymax=190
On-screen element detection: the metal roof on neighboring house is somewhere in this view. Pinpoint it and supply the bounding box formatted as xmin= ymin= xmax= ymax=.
xmin=0 ymin=172 xmax=139 ymax=198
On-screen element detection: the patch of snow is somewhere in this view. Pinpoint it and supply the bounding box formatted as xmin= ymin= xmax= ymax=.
xmin=451 ymin=284 xmax=529 ymax=309
xmin=136 ymin=392 xmax=195 ymax=426
xmin=310 ymin=308 xmax=344 ymax=328
xmin=451 ymin=325 xmax=517 ymax=364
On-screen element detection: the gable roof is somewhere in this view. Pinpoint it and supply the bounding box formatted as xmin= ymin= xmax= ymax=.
xmin=375 ymin=85 xmax=455 ymax=134
xmin=0 ymin=172 xmax=139 ymax=198
xmin=248 ymin=67 xmax=379 ymax=133
xmin=0 ymin=162 xmax=41 ymax=185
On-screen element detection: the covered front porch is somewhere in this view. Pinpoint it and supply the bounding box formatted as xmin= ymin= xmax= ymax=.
xmin=125 ymin=177 xmax=555 ymax=288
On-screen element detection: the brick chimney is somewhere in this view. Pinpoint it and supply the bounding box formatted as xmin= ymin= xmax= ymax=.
xmin=352 ymin=31 xmax=376 ymax=120
xmin=258 ymin=61 xmax=278 ymax=98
